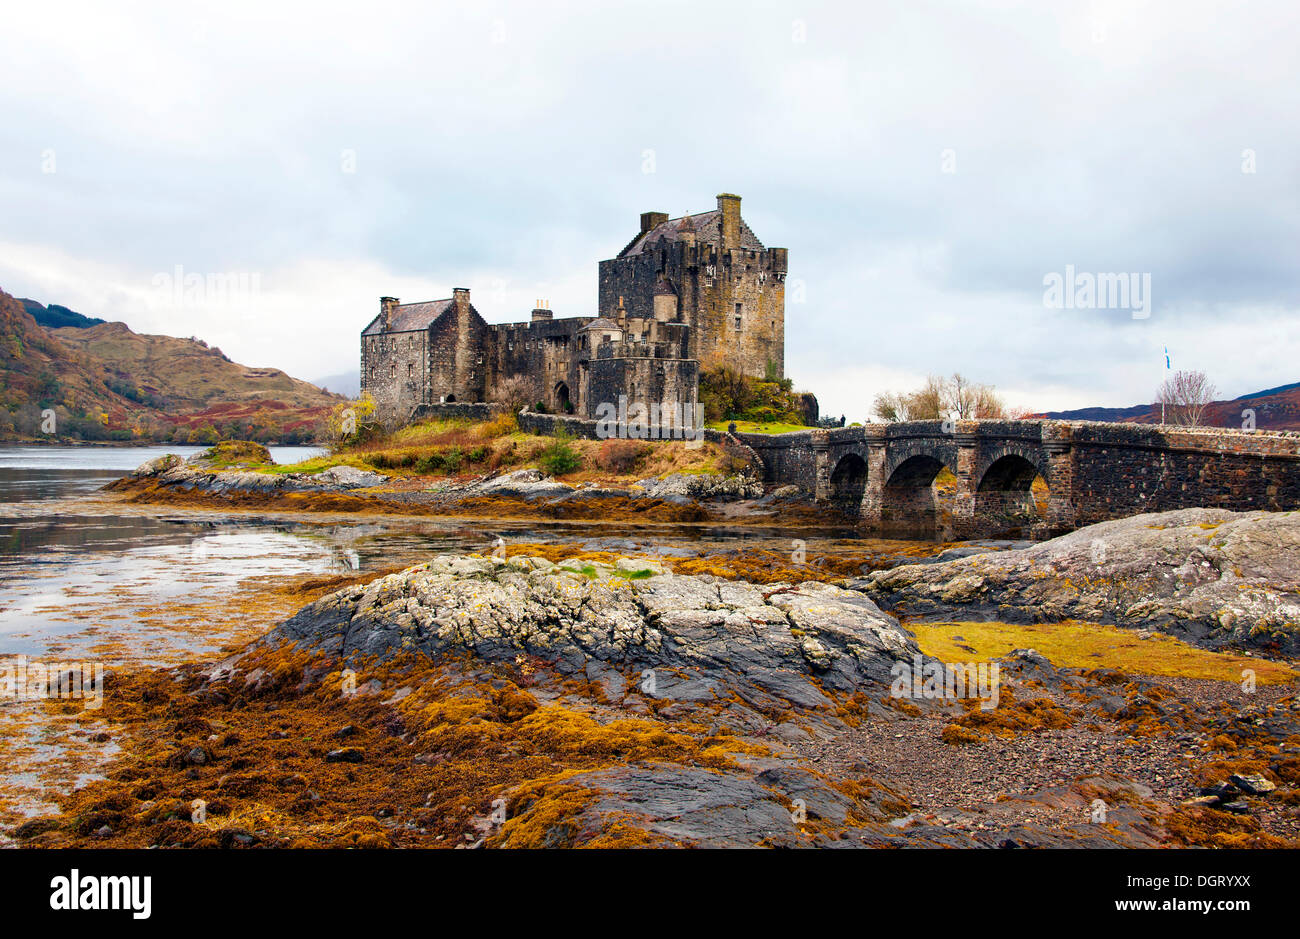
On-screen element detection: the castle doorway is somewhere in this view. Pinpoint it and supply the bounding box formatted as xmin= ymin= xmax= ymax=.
xmin=555 ymin=382 xmax=571 ymax=412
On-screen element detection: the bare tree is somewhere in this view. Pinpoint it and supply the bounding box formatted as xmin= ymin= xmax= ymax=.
xmin=1156 ymin=370 xmax=1217 ymax=427
xmin=875 ymin=374 xmax=1008 ymax=422
xmin=972 ymin=384 xmax=1008 ymax=418
xmin=945 ymin=373 xmax=977 ymax=418
xmin=490 ymin=375 xmax=534 ymax=414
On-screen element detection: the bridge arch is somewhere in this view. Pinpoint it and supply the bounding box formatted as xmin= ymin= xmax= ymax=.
xmin=829 ymin=453 xmax=868 ymax=513
xmin=881 ymin=454 xmax=950 ymax=533
xmin=975 ymin=451 xmax=1048 ymax=533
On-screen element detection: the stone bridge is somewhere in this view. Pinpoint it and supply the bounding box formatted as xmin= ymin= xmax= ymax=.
xmin=735 ymin=420 xmax=1300 ymax=539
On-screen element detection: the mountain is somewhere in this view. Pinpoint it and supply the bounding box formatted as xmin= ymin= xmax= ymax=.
xmin=0 ymin=287 xmax=344 ymax=443
xmin=1040 ymin=383 xmax=1300 ymax=431
xmin=0 ymin=289 xmax=148 ymax=439
xmin=53 ymin=321 xmax=337 ymax=411
xmin=311 ymin=369 xmax=360 ymax=399
xmin=20 ymin=298 xmax=105 ymax=330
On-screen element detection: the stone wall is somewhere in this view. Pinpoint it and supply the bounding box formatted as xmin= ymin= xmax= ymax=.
xmin=517 ymin=410 xmax=762 ymax=472
xmin=1067 ymin=422 xmax=1300 ymax=525
xmin=360 ymin=328 xmax=428 ymax=426
xmin=409 ymin=402 xmax=507 ymax=424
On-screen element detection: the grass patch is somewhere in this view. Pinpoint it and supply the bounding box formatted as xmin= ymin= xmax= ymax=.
xmin=909 ymin=619 xmax=1298 ymax=684
xmin=706 ymin=420 xmax=809 ymax=435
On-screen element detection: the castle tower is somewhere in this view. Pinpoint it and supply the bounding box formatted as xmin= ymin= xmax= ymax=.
xmin=597 ymin=191 xmax=786 ymax=379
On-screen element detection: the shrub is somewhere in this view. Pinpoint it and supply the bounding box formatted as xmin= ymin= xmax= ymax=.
xmin=538 ymin=431 xmax=581 ymax=476
xmin=477 ymin=410 xmax=519 ymax=439
xmin=202 ymin=440 xmax=272 ymax=465
xmin=595 ymin=439 xmax=649 ymax=474
xmin=442 ymin=447 xmax=464 ymax=475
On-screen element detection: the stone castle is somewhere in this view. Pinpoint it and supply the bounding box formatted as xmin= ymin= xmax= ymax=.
xmin=360 ymin=193 xmax=788 ymax=425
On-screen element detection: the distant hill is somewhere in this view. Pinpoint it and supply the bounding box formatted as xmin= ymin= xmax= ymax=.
xmin=53 ymin=321 xmax=339 ymax=412
xmin=311 ymin=369 xmax=360 ymax=399
xmin=1041 ymin=382 xmax=1300 ymax=431
xmin=20 ymin=298 xmax=105 ymax=330
xmin=0 ymin=287 xmax=343 ymax=443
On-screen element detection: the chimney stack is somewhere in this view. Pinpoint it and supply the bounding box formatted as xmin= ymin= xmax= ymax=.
xmin=380 ymin=296 xmax=399 ymax=331
xmin=716 ymin=193 xmax=741 ymax=247
xmin=641 ymin=211 xmax=669 ymax=234
xmin=452 ymin=287 xmax=470 ymax=314
xmin=531 ymin=299 xmax=553 ymax=322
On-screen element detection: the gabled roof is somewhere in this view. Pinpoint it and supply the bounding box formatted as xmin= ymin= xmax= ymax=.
xmin=617 ymin=210 xmax=765 ymax=259
xmin=361 ymin=299 xmax=455 ymax=336
xmin=581 ymin=317 xmax=621 ymax=330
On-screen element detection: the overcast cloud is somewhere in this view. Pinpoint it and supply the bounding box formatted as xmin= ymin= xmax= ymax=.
xmin=1 ymin=0 xmax=1296 ymax=420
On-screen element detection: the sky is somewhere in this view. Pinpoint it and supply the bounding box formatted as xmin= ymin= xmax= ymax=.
xmin=0 ymin=0 xmax=1296 ymax=421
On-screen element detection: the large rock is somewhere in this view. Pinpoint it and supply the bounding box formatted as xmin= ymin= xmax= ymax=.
xmin=635 ymin=472 xmax=764 ymax=501
xmin=269 ymin=554 xmax=920 ymax=707
xmin=858 ymin=508 xmax=1300 ymax=653
xmin=122 ymin=455 xmax=388 ymax=494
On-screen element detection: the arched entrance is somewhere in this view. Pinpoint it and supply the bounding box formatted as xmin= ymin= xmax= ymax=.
xmin=829 ymin=453 xmax=867 ymax=514
xmin=976 ymin=454 xmax=1048 ymax=535
xmin=881 ymin=454 xmax=948 ymax=535
xmin=555 ymin=382 xmax=571 ymax=412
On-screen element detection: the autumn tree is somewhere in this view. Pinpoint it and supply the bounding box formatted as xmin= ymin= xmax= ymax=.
xmin=872 ymin=374 xmax=1008 ymax=422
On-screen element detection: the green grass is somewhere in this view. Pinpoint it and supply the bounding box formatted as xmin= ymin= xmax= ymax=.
xmin=255 ymin=454 xmax=373 ymax=476
xmin=707 ymin=420 xmax=810 ymax=435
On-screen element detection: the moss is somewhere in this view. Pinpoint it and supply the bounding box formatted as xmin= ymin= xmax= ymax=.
xmin=909 ymin=619 xmax=1298 ymax=684
xmin=199 ymin=440 xmax=273 ymax=467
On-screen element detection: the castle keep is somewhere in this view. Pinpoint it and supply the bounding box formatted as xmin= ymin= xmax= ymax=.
xmin=360 ymin=193 xmax=787 ymax=425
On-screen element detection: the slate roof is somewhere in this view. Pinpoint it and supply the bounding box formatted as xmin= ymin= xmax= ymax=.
xmin=361 ymin=299 xmax=454 ymax=336
xmin=617 ymin=210 xmax=765 ymax=259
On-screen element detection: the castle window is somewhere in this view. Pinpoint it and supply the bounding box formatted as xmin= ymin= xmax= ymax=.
xmin=408 ymin=364 xmax=413 ymax=378
xmin=734 ymin=303 xmax=743 ymax=329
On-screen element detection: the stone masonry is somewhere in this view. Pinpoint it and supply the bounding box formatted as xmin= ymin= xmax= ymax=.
xmin=737 ymin=420 xmax=1300 ymax=539
xmin=360 ymin=193 xmax=787 ymax=427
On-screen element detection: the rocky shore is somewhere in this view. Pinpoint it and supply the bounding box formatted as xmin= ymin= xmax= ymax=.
xmin=857 ymin=508 xmax=1300 ymax=655
xmin=106 ymin=452 xmax=795 ymax=524
xmin=20 ymin=518 xmax=1299 ymax=849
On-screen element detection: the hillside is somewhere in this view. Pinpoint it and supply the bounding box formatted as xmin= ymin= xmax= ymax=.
xmin=1042 ymin=383 xmax=1300 ymax=431
xmin=53 ymin=321 xmax=337 ymax=411
xmin=0 ymin=290 xmax=147 ymax=439
xmin=0 ymin=287 xmax=342 ymax=443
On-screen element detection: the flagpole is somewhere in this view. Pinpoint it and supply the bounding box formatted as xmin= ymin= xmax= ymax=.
xmin=1161 ymin=346 xmax=1169 ymax=425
